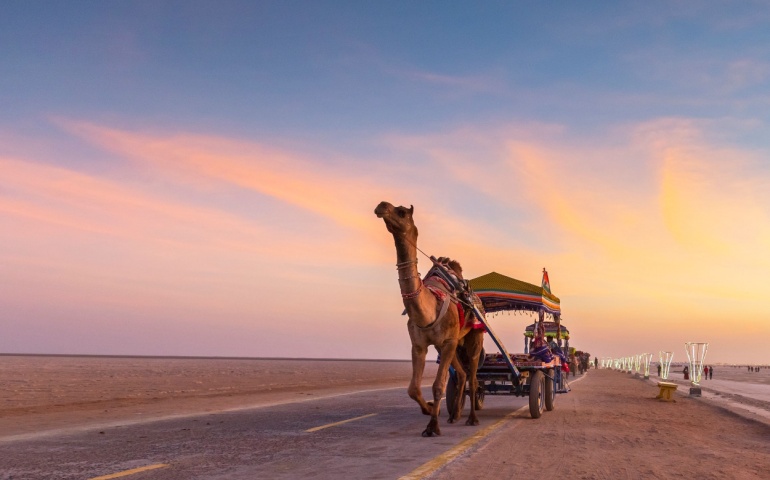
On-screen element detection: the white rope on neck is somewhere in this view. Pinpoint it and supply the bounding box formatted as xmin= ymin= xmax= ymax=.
xmin=396 ymin=259 xmax=418 ymax=269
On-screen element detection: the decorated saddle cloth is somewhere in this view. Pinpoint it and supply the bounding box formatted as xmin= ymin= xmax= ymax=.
xmin=423 ymin=272 xmax=486 ymax=331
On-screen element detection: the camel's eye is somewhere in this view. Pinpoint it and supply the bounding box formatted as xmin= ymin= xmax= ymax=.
xmin=397 ymin=209 xmax=406 ymax=218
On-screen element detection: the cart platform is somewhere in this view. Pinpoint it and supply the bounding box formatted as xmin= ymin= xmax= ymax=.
xmin=481 ymin=353 xmax=561 ymax=369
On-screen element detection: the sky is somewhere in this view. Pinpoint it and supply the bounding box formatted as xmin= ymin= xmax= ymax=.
xmin=2 ymin=1 xmax=770 ymax=364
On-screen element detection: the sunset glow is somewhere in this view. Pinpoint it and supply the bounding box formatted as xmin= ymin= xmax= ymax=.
xmin=2 ymin=3 xmax=769 ymax=362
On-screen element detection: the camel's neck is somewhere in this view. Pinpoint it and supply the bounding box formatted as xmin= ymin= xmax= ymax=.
xmin=394 ymin=234 xmax=416 ymax=266
xmin=393 ymin=233 xmax=436 ymax=327
xmin=394 ymin=233 xmax=419 ymax=291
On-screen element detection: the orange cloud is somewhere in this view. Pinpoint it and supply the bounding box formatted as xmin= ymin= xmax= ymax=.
xmin=381 ymin=120 xmax=770 ymax=354
xmin=58 ymin=120 xmax=406 ymax=234
xmin=0 ymin=152 xmax=399 ymax=314
xmin=658 ymin=141 xmax=770 ymax=257
xmin=0 ymin=156 xmax=281 ymax=253
xmin=3 ymin=116 xmax=769 ymax=361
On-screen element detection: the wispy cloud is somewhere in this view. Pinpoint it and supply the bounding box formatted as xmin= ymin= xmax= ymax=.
xmin=51 ymin=119 xmax=770 ymax=311
xmin=4 ymin=116 xmax=769 ymax=359
xmin=400 ymin=69 xmax=504 ymax=94
xmin=59 ymin=120 xmax=408 ymax=235
xmin=383 ymin=119 xmax=770 ymax=334
xmin=1 ymin=156 xmax=279 ymax=254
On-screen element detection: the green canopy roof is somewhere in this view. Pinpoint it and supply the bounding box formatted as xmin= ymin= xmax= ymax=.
xmin=524 ymin=321 xmax=569 ymax=339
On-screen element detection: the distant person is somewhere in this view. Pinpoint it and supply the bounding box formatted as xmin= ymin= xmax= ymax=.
xmin=657 ymin=363 xmax=661 ymax=377
xmin=709 ymin=366 xmax=713 ymax=379
xmin=594 ymin=357 xmax=598 ymax=369
xmin=703 ymin=366 xmax=709 ymax=379
xmin=683 ymin=365 xmax=689 ymax=380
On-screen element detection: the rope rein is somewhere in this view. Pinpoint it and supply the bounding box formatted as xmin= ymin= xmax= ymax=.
xmin=393 ymin=233 xmax=477 ymax=309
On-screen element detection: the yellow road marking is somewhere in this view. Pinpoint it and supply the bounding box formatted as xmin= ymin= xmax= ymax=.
xmin=402 ymin=370 xmax=591 ymax=479
xmin=305 ymin=413 xmax=378 ymax=433
xmin=88 ymin=463 xmax=169 ymax=480
xmin=399 ymin=405 xmax=528 ymax=480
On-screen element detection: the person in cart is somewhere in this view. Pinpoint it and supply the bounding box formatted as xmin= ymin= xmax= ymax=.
xmin=548 ymin=336 xmax=559 ymax=352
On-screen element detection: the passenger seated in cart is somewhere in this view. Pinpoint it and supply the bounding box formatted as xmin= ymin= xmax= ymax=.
xmin=550 ymin=341 xmax=568 ymax=366
xmin=548 ymin=336 xmax=558 ymax=351
xmin=548 ymin=337 xmax=566 ymax=357
xmin=529 ymin=339 xmax=554 ymax=363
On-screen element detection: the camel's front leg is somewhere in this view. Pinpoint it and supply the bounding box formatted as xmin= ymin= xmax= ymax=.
xmin=423 ymin=340 xmax=457 ymax=437
xmin=408 ymin=345 xmax=432 ymax=416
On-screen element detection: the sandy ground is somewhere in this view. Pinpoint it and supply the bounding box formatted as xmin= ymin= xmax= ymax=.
xmin=0 ymin=355 xmax=437 ymax=440
xmin=435 ymin=368 xmax=770 ymax=480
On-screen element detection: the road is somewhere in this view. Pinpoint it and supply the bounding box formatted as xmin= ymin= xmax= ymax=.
xmin=0 ymin=386 xmax=533 ymax=479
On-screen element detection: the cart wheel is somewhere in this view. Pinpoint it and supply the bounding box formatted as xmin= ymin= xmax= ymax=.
xmin=529 ymin=370 xmax=545 ymax=419
xmin=446 ymin=373 xmax=466 ymax=417
xmin=545 ymin=368 xmax=555 ymax=411
xmin=474 ymin=385 xmax=485 ymax=410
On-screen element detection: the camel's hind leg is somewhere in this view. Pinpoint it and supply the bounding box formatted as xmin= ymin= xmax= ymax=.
xmin=447 ymin=354 xmax=466 ymax=424
xmin=464 ymin=329 xmax=484 ymax=426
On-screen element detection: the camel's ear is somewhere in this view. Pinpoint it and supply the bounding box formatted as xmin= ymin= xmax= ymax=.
xmin=408 ymin=205 xmax=414 ymax=215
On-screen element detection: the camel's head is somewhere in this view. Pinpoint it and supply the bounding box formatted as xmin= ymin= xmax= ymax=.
xmin=374 ymin=201 xmax=417 ymax=239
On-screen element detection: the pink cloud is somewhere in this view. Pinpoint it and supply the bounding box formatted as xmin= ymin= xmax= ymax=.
xmin=5 ymin=117 xmax=768 ymax=360
xmin=59 ymin=120 xmax=402 ymax=234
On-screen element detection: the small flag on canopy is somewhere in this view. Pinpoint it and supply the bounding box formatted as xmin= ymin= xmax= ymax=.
xmin=542 ymin=268 xmax=551 ymax=294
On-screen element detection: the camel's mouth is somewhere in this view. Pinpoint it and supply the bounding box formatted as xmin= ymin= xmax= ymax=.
xmin=375 ymin=201 xmax=413 ymax=236
xmin=374 ymin=201 xmax=392 ymax=219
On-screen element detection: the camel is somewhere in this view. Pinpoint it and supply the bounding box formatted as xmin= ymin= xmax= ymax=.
xmin=374 ymin=201 xmax=484 ymax=437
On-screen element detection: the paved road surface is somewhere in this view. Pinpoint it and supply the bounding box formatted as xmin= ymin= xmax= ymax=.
xmin=1 ymin=386 xmax=534 ymax=479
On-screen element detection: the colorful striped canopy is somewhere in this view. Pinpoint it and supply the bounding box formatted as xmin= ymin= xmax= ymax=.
xmin=468 ymin=271 xmax=561 ymax=315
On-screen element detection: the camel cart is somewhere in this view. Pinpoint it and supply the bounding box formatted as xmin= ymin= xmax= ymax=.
xmin=446 ymin=270 xmax=569 ymax=419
